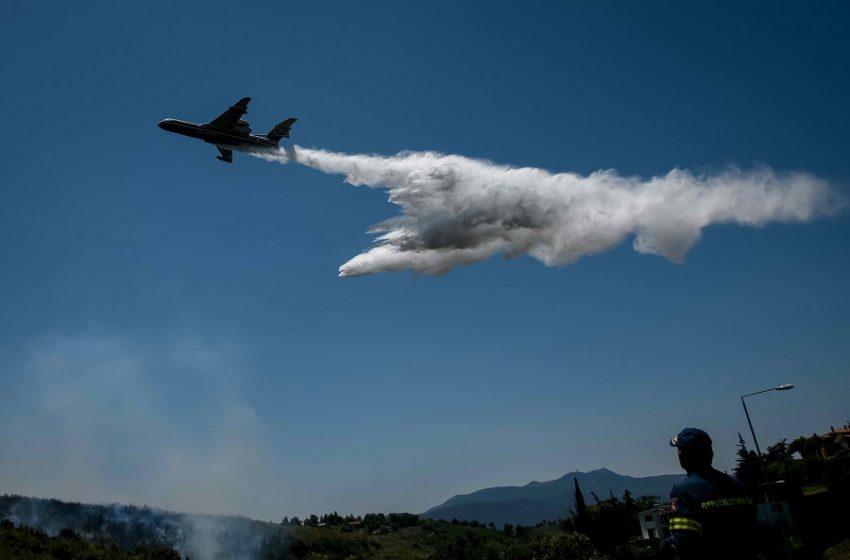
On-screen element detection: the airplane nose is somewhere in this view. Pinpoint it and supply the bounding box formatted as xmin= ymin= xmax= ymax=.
xmin=158 ymin=120 xmax=167 ymax=129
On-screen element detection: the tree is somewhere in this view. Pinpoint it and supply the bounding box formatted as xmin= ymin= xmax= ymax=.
xmin=389 ymin=512 xmax=418 ymax=529
xmin=622 ymin=489 xmax=634 ymax=510
xmin=573 ymin=477 xmax=591 ymax=535
xmin=515 ymin=525 xmax=528 ymax=539
xmin=765 ymin=439 xmax=789 ymax=463
xmin=734 ymin=432 xmax=761 ymax=490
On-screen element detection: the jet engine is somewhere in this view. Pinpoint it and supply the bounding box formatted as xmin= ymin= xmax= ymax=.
xmin=235 ymin=119 xmax=252 ymax=133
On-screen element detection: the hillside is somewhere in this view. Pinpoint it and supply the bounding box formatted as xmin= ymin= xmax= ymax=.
xmin=0 ymin=519 xmax=181 ymax=560
xmin=423 ymin=468 xmax=683 ymax=527
xmin=0 ymin=495 xmax=287 ymax=559
xmin=0 ymin=496 xmax=547 ymax=560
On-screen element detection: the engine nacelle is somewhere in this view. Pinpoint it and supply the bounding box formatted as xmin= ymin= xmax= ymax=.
xmin=235 ymin=119 xmax=252 ymax=133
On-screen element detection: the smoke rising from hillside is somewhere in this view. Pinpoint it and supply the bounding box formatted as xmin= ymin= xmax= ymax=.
xmin=260 ymin=147 xmax=839 ymax=276
xmin=0 ymin=335 xmax=290 ymax=523
xmin=0 ymin=495 xmax=288 ymax=560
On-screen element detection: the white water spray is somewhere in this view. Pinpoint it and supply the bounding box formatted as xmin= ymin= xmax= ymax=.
xmin=259 ymin=147 xmax=838 ymax=276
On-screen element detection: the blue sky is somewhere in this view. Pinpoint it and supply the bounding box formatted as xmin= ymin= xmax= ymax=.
xmin=0 ymin=1 xmax=848 ymax=520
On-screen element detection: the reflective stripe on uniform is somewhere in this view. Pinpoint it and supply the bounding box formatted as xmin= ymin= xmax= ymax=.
xmin=669 ymin=517 xmax=702 ymax=533
xmin=700 ymin=497 xmax=753 ymax=509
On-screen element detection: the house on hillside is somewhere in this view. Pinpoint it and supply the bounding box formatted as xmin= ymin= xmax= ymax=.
xmin=818 ymin=424 xmax=850 ymax=458
xmin=638 ymin=505 xmax=671 ymax=542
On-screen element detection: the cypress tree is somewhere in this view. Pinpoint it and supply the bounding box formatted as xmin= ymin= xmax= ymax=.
xmin=734 ymin=432 xmax=761 ymax=491
xmin=573 ymin=477 xmax=590 ymax=534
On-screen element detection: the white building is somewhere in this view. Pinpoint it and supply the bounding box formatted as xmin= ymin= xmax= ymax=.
xmin=638 ymin=505 xmax=671 ymax=541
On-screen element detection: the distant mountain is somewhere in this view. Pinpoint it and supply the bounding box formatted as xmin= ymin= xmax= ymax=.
xmin=423 ymin=468 xmax=683 ymax=527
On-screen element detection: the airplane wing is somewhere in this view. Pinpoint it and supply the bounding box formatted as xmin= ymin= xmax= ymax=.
xmin=208 ymin=97 xmax=251 ymax=130
xmin=216 ymin=147 xmax=233 ymax=163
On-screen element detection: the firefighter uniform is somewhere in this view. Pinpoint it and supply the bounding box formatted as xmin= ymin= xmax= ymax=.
xmin=668 ymin=428 xmax=759 ymax=559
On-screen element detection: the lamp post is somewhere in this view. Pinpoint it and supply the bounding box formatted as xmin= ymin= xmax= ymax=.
xmin=740 ymin=383 xmax=794 ymax=558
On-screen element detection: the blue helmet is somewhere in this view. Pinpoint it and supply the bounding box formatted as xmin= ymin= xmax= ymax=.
xmin=670 ymin=428 xmax=713 ymax=451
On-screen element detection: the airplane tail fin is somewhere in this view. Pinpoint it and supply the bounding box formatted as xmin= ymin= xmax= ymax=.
xmin=266 ymin=118 xmax=297 ymax=143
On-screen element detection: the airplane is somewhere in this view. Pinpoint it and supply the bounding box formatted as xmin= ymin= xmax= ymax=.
xmin=158 ymin=97 xmax=296 ymax=163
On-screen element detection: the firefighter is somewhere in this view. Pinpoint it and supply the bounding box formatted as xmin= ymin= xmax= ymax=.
xmin=668 ymin=428 xmax=759 ymax=559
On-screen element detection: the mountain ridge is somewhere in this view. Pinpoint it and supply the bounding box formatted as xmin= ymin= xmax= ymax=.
xmin=423 ymin=468 xmax=683 ymax=527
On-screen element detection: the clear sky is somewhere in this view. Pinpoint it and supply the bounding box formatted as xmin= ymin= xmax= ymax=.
xmin=0 ymin=1 xmax=848 ymax=521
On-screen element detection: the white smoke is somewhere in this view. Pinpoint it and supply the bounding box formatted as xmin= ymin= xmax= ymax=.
xmin=0 ymin=334 xmax=290 ymax=523
xmin=260 ymin=147 xmax=839 ymax=276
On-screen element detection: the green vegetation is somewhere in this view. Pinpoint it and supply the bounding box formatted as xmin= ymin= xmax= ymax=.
xmin=0 ymin=519 xmax=180 ymax=560
xmin=262 ymin=519 xmax=594 ymax=560
xmin=0 ymin=509 xmax=645 ymax=560
xmin=255 ymin=492 xmax=666 ymax=560
xmin=533 ymin=532 xmax=607 ymax=560
xmin=734 ymin=431 xmax=850 ymax=498
xmin=824 ymin=539 xmax=850 ymax=560
xmin=734 ymin=429 xmax=850 ymax=557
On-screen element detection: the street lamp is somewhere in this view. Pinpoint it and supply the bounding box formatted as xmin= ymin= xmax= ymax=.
xmin=740 ymin=383 xmax=794 ymax=557
xmin=741 ymin=384 xmax=794 ymax=458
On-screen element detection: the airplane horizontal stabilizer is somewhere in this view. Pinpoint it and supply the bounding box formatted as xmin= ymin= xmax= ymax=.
xmin=266 ymin=118 xmax=297 ymax=142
